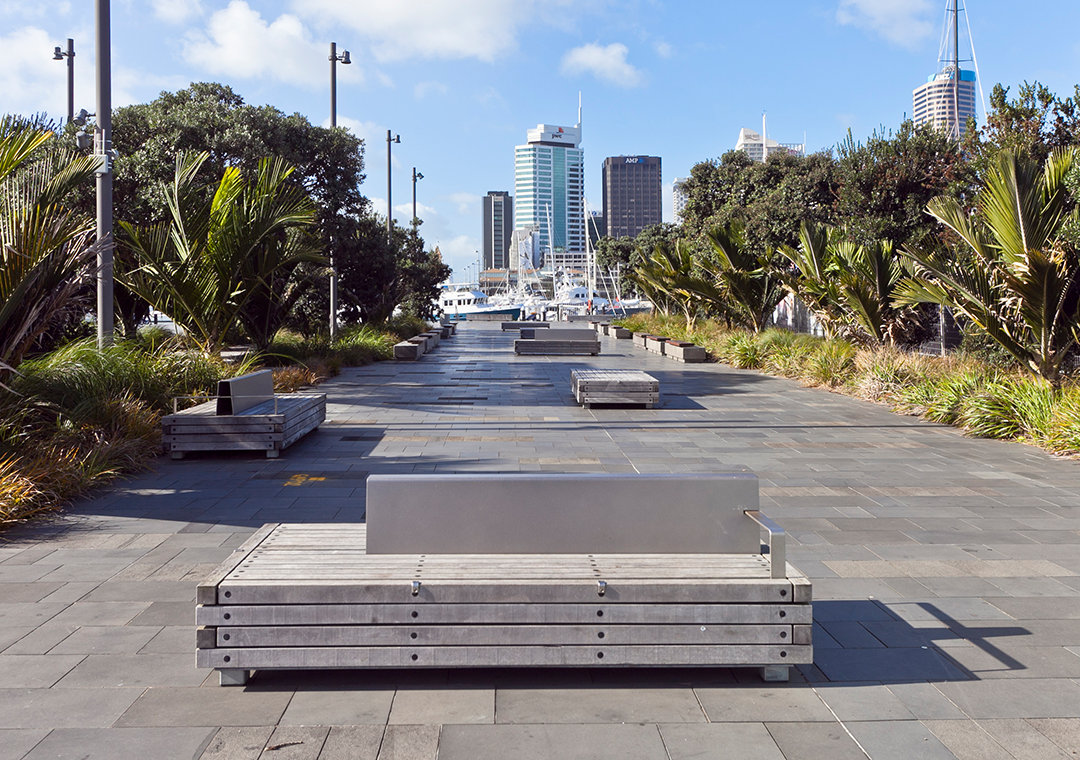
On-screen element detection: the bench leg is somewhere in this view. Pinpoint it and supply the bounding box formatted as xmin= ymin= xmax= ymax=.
xmin=170 ymin=451 xmax=185 ymax=460
xmin=219 ymin=668 xmax=250 ymax=686
xmin=761 ymin=665 xmax=789 ymax=682
xmin=265 ymin=449 xmax=280 ymax=459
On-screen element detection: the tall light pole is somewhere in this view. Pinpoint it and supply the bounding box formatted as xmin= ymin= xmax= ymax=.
xmin=96 ymin=0 xmax=113 ymax=348
xmin=386 ymin=130 xmax=399 ymax=244
xmin=411 ymin=168 xmax=423 ymax=224
xmin=52 ymin=39 xmax=74 ymax=123
xmin=328 ymin=42 xmax=350 ymax=341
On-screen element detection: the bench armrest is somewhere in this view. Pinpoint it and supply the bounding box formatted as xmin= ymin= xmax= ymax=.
xmin=744 ymin=510 xmax=786 ymax=579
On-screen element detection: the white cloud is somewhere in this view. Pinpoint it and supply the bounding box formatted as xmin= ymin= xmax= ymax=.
xmin=152 ymin=0 xmax=203 ymax=25
xmin=836 ymin=0 xmax=934 ymax=47
xmin=0 ymin=26 xmax=92 ymax=120
xmin=291 ymin=0 xmax=596 ymax=62
xmin=654 ymin=40 xmax=673 ymax=58
xmin=414 ymin=80 xmax=448 ymax=100
xmin=560 ymin=43 xmax=643 ymax=88
xmin=447 ymin=192 xmax=480 ymax=215
xmin=328 ymin=116 xmax=382 ymax=145
xmin=182 ymin=1 xmax=362 ymax=87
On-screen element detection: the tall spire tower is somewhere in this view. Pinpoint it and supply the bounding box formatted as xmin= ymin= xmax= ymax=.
xmin=912 ymin=0 xmax=977 ymax=138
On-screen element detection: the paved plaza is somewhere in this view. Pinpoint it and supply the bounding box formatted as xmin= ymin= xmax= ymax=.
xmin=4 ymin=322 xmax=1080 ymax=759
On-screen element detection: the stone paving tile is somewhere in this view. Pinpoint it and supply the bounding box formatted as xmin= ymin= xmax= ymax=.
xmin=438 ymin=724 xmax=666 ymax=760
xmin=496 ymin=687 xmax=705 ymax=724
xmin=22 ymin=727 xmax=217 ymax=760
xmin=0 ymin=729 xmax=49 ymax=760
xmin=0 ymin=654 xmax=84 ymax=688
xmin=659 ymin=722 xmax=785 ymax=760
xmin=196 ymin=726 xmax=275 ymax=760
xmin=763 ymin=721 xmax=867 ymax=760
xmin=845 ymin=721 xmax=958 ymax=760
xmin=8 ymin=324 xmax=1080 ymax=758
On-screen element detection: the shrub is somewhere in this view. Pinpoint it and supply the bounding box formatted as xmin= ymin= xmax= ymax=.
xmin=805 ymin=340 xmax=857 ymax=388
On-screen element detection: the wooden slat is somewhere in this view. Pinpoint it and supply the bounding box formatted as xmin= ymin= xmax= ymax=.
xmin=196 ymin=523 xmax=280 ymax=605
xmin=214 ymin=579 xmax=794 ymax=605
xmin=197 ymin=644 xmax=813 ymax=669
xmin=196 ymin=602 xmax=812 ymax=627
xmin=215 ymin=624 xmax=795 ymax=647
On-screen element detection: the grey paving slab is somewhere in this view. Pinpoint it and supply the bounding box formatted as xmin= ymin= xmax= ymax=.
xmin=764 ymin=721 xmax=868 ymax=760
xmin=54 ymin=653 xmax=207 ymax=688
xmin=975 ymin=718 xmax=1073 ymax=759
xmin=885 ymin=682 xmax=968 ymax=720
xmin=845 ymin=721 xmax=958 ymax=760
xmin=279 ymin=689 xmax=395 ymax=726
xmin=48 ymin=625 xmax=160 ymax=654
xmin=438 ymin=724 xmax=667 ymax=760
xmin=496 ymin=687 xmax=705 ymax=724
xmin=388 ymin=688 xmax=493 ymax=724
xmin=934 ymin=678 xmax=1080 ymax=719
xmin=259 ymin=726 xmax=331 ymax=760
xmin=0 ymin=729 xmax=48 ymax=760
xmin=315 ymin=726 xmax=384 ymax=760
xmin=375 ymin=725 xmax=439 ymax=760
xmin=696 ymin=685 xmax=834 ymax=723
xmin=814 ymin=683 xmax=917 ymax=721
xmin=924 ymin=720 xmax=1014 ymax=760
xmin=0 ymin=654 xmax=84 ymax=688
xmin=198 ymin=726 xmax=275 ymax=760
xmin=0 ymin=687 xmax=143 ymax=728
xmin=22 ymin=727 xmax=217 ymax=760
xmin=659 ymin=722 xmax=785 ymax=760
xmin=114 ymin=687 xmax=293 ymax=727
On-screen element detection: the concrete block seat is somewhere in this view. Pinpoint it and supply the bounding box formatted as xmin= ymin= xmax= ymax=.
xmin=514 ymin=328 xmax=601 ymax=356
xmin=644 ymin=335 xmax=670 ymax=355
xmin=666 ymin=341 xmax=707 ymax=363
xmin=196 ymin=473 xmax=811 ymax=686
xmin=571 ymin=369 xmax=659 ymax=408
xmin=162 ymin=370 xmax=325 ymax=459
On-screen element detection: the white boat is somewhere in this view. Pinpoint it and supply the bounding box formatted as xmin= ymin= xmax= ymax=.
xmin=438 ymin=288 xmax=521 ymax=320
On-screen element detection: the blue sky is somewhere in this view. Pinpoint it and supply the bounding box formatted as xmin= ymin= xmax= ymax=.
xmin=3 ymin=0 xmax=1080 ymax=276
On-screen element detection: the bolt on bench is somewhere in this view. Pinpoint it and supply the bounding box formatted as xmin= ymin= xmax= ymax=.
xmin=196 ymin=473 xmax=811 ymax=685
xmin=162 ymin=370 xmax=325 ymax=459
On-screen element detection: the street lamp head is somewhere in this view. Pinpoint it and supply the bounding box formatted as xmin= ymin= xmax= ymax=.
xmin=53 ymin=46 xmax=64 ymax=60
xmin=416 ymin=172 xmax=424 ymax=181
xmin=393 ymin=134 xmax=401 ymax=144
xmin=341 ymin=50 xmax=351 ymax=64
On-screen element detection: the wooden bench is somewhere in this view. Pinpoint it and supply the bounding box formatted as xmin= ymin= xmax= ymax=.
xmin=515 ymin=328 xmax=601 ymax=356
xmin=502 ymin=321 xmax=550 ymax=331
xmin=195 ymin=472 xmax=811 ymax=686
xmin=162 ymin=370 xmax=325 ymax=459
xmin=571 ymin=369 xmax=659 ymax=408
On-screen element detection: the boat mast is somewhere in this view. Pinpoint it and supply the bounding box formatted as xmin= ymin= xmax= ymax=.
xmin=953 ymin=0 xmax=960 ymax=139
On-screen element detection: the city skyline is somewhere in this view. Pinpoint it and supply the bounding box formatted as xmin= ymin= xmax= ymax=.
xmin=2 ymin=0 xmax=1079 ymax=276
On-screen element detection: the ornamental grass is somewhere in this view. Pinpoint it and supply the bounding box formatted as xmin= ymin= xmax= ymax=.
xmin=616 ymin=314 xmax=1080 ymax=459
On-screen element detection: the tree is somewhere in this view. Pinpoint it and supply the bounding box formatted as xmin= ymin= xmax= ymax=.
xmin=119 ymin=152 xmax=323 ymax=353
xmin=834 ymin=120 xmax=975 ymax=250
xmin=107 ymin=83 xmax=389 ymax=334
xmin=680 ymin=150 xmax=838 ymax=255
xmin=0 ymin=116 xmax=101 ymax=369
xmin=897 ymin=148 xmax=1080 ymax=387
xmin=627 ymin=240 xmax=700 ymax=328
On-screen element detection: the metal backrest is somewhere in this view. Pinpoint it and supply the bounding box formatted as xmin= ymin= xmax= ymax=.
xmin=216 ymin=370 xmax=275 ymax=415
xmin=366 ymin=472 xmax=759 ymax=555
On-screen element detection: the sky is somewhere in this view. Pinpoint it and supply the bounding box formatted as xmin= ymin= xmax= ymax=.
xmin=3 ymin=0 xmax=1080 ymax=278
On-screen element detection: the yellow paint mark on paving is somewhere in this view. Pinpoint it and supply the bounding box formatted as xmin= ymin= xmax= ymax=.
xmin=284 ymin=474 xmax=327 ymax=486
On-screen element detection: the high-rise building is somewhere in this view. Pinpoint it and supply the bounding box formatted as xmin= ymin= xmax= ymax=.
xmin=734 ymin=128 xmax=805 ymax=162
xmin=673 ymin=177 xmax=690 ymax=222
xmin=912 ymin=1 xmax=977 ymax=137
xmin=482 ymin=191 xmax=513 ymax=270
xmin=588 ymin=210 xmax=605 ymax=247
xmin=602 ymin=156 xmax=662 ymax=240
xmin=514 ymin=123 xmax=584 ymax=269
xmin=913 ymin=70 xmax=976 ymax=135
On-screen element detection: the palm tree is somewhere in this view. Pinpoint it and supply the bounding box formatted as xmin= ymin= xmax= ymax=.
xmin=119 ymin=153 xmax=323 ymax=353
xmin=628 ymin=240 xmax=701 ymax=329
xmin=778 ymin=221 xmax=846 ymax=337
xmin=0 ymin=117 xmax=102 ymax=370
xmin=897 ymin=148 xmax=1080 ymax=387
xmin=701 ymin=222 xmax=786 ymax=333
